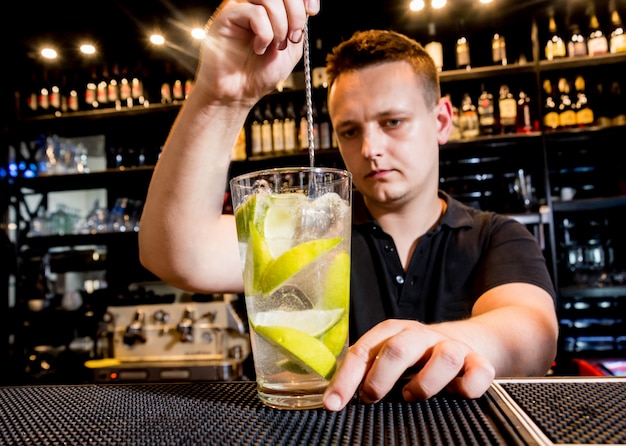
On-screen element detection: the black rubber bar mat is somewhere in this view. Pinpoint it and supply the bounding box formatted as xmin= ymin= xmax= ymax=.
xmin=1 ymin=378 xmax=624 ymax=445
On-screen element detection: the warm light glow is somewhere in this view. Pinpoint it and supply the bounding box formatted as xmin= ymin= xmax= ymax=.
xmin=480 ymin=0 xmax=493 ymax=3
xmin=150 ymin=34 xmax=165 ymax=45
xmin=432 ymin=0 xmax=446 ymax=9
xmin=409 ymin=0 xmax=425 ymax=11
xmin=191 ymin=27 xmax=206 ymax=40
xmin=79 ymin=44 xmax=96 ymax=55
xmin=40 ymin=47 xmax=58 ymax=59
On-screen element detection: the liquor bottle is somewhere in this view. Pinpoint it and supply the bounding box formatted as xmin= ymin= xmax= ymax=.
xmin=48 ymin=71 xmax=62 ymax=116
xmin=250 ymin=105 xmax=263 ymax=156
xmin=118 ymin=67 xmax=132 ymax=109
xmin=299 ymin=102 xmax=319 ymax=151
xmin=609 ymin=81 xmax=626 ymax=125
xmin=516 ymin=89 xmax=533 ymax=134
xmin=37 ymin=70 xmax=51 ymax=115
xmin=424 ymin=22 xmax=443 ymax=72
xmin=542 ymin=79 xmax=559 ymax=130
xmin=318 ymin=99 xmax=332 ymax=150
xmin=96 ymin=65 xmax=110 ymax=109
xmin=557 ymin=78 xmax=576 ymax=129
xmin=283 ymin=101 xmax=297 ymax=152
xmin=455 ymin=36 xmax=471 ymax=70
xmin=545 ymin=16 xmax=567 ymax=60
xmin=609 ymin=9 xmax=626 ymax=53
xmin=261 ymin=102 xmax=274 ymax=154
xmin=573 ymin=75 xmax=594 ymax=128
xmin=498 ymin=84 xmax=517 ymax=134
xmin=491 ymin=33 xmax=507 ymax=66
xmin=459 ymin=93 xmax=479 ymax=138
xmin=272 ymin=102 xmax=286 ymax=153
xmin=108 ymin=64 xmax=122 ymax=110
xmin=85 ymin=67 xmax=99 ymax=109
xmin=567 ymin=23 xmax=587 ymax=57
xmin=587 ymin=11 xmax=609 ymax=56
xmin=592 ymin=82 xmax=612 ymax=127
xmin=172 ymin=79 xmax=185 ymax=104
xmin=477 ymin=85 xmax=497 ymax=135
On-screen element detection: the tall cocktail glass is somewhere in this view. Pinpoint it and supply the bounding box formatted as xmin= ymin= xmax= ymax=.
xmin=230 ymin=167 xmax=352 ymax=410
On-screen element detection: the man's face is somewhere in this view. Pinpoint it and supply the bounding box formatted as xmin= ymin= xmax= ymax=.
xmin=328 ymin=60 xmax=449 ymax=211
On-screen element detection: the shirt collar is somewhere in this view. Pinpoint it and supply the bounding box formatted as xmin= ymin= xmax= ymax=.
xmin=353 ymin=190 xmax=475 ymax=231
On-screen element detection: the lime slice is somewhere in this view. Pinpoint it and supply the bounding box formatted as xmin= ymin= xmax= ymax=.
xmin=320 ymin=314 xmax=348 ymax=357
xmin=323 ymin=251 xmax=350 ymax=309
xmin=260 ymin=237 xmax=342 ymax=294
xmin=263 ymin=194 xmax=304 ymax=258
xmin=248 ymin=223 xmax=274 ymax=294
xmin=254 ymin=325 xmax=337 ymax=379
xmin=251 ymin=308 xmax=344 ymax=337
xmin=234 ymin=193 xmax=269 ymax=241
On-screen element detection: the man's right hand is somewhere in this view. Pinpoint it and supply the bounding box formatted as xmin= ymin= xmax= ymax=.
xmin=194 ymin=0 xmax=320 ymax=106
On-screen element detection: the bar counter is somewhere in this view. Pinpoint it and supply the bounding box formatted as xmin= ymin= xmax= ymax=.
xmin=1 ymin=377 xmax=625 ymax=445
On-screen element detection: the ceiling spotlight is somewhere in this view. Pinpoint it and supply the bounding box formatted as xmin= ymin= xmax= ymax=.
xmin=40 ymin=47 xmax=58 ymax=60
xmin=79 ymin=44 xmax=96 ymax=55
xmin=432 ymin=0 xmax=447 ymax=8
xmin=410 ymin=0 xmax=425 ymax=11
xmin=150 ymin=34 xmax=166 ymax=45
xmin=191 ymin=27 xmax=206 ymax=40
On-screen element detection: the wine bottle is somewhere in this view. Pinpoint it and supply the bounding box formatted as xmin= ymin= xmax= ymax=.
xmin=545 ymin=16 xmax=567 ymax=60
xmin=557 ymin=78 xmax=576 ymax=129
xmin=283 ymin=101 xmax=297 ymax=152
xmin=516 ymin=89 xmax=533 ymax=134
xmin=319 ymin=99 xmax=332 ymax=150
xmin=498 ymin=85 xmax=517 ymax=134
xmin=272 ymin=102 xmax=286 ymax=153
xmin=460 ymin=93 xmax=479 ymax=138
xmin=261 ymin=102 xmax=274 ymax=154
xmin=542 ymin=79 xmax=559 ymax=131
xmin=587 ymin=10 xmax=609 ymax=56
xmin=424 ymin=22 xmax=443 ymax=72
xmin=455 ymin=36 xmax=471 ymax=70
xmin=609 ymin=81 xmax=626 ymax=126
xmin=491 ymin=33 xmax=507 ymax=66
xmin=250 ymin=105 xmax=263 ymax=156
xmin=567 ymin=23 xmax=587 ymax=57
xmin=477 ymin=85 xmax=497 ymax=135
xmin=573 ymin=75 xmax=594 ymax=128
xmin=609 ymin=9 xmax=626 ymax=53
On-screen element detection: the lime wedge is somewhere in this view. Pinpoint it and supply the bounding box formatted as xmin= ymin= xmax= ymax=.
xmin=259 ymin=237 xmax=342 ymax=294
xmin=248 ymin=223 xmax=274 ymax=294
xmin=251 ymin=308 xmax=344 ymax=337
xmin=323 ymin=251 xmax=350 ymax=309
xmin=234 ymin=193 xmax=269 ymax=241
xmin=254 ymin=325 xmax=337 ymax=379
xmin=320 ymin=314 xmax=348 ymax=357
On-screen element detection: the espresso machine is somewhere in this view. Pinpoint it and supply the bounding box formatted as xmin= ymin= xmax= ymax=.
xmin=90 ymin=294 xmax=251 ymax=383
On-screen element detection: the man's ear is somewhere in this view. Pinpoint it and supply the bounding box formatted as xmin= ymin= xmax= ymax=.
xmin=436 ymin=97 xmax=453 ymax=144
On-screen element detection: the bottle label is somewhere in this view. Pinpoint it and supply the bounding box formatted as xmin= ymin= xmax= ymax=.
xmin=544 ymin=111 xmax=559 ymax=129
xmin=611 ymin=34 xmax=626 ymax=53
xmin=499 ymin=98 xmax=517 ymax=124
xmin=588 ymin=37 xmax=608 ymax=55
xmin=425 ymin=41 xmax=443 ymax=70
xmin=576 ymin=108 xmax=594 ymax=126
xmin=559 ymin=110 xmax=577 ymax=127
xmin=261 ymin=121 xmax=273 ymax=153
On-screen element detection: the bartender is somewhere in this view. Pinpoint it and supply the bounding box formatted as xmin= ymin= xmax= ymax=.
xmin=138 ymin=0 xmax=559 ymax=412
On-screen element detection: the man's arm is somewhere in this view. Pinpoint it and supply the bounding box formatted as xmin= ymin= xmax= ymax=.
xmin=323 ymin=282 xmax=558 ymax=411
xmin=138 ymin=0 xmax=319 ymax=293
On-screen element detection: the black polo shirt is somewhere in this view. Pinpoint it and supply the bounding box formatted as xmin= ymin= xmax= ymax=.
xmin=349 ymin=191 xmax=556 ymax=341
